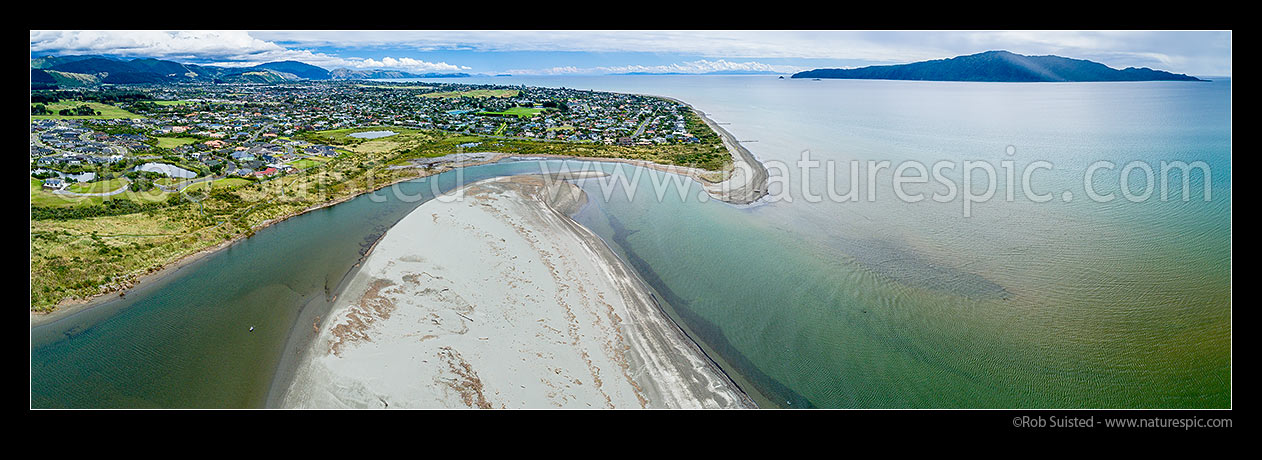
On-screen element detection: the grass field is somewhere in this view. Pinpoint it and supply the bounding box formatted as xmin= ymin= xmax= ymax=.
xmin=182 ymin=177 xmax=251 ymax=193
xmin=154 ymin=137 xmax=198 ymax=149
xmin=478 ymin=107 xmax=548 ymax=118
xmin=288 ymin=157 xmax=326 ymax=170
xmin=152 ymin=100 xmax=197 ymax=106
xmin=31 ymin=178 xmax=170 ymax=208
xmin=419 ymin=89 xmax=519 ymax=99
xmin=65 ymin=178 xmax=127 ymax=194
xmin=293 ymin=126 xmax=442 ymax=155
xmin=31 ymin=100 xmax=144 ymax=120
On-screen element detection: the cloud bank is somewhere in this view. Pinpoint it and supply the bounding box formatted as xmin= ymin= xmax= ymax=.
xmin=30 ymin=30 xmax=1232 ymax=76
xmin=30 ymin=30 xmax=470 ymax=73
xmin=510 ymin=59 xmax=798 ymax=75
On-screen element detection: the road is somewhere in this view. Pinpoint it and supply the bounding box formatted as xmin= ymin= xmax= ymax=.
xmin=631 ymin=114 xmax=657 ymax=138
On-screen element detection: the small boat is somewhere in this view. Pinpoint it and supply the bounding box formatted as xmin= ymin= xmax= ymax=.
xmin=249 ymin=326 xmax=255 ymax=332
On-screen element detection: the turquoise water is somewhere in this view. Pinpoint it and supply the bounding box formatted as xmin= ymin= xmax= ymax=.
xmin=564 ymin=76 xmax=1232 ymax=408
xmin=31 ymin=162 xmax=570 ymax=407
xmin=31 ymin=76 xmax=1231 ymax=408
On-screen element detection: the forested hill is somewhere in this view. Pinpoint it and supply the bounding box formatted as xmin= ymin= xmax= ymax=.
xmin=30 ymin=55 xmax=467 ymax=87
xmin=791 ymin=51 xmax=1204 ymax=82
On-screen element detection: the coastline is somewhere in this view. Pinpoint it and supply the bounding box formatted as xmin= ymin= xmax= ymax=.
xmin=32 ymin=97 xmax=768 ymax=322
xmin=30 ymin=164 xmax=453 ymax=327
xmin=278 ymin=174 xmax=756 ymax=408
xmin=656 ymin=95 xmax=770 ymax=205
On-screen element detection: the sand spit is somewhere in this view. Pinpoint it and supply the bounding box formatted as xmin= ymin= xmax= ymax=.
xmin=280 ymin=174 xmax=754 ymax=408
xmin=656 ymin=96 xmax=769 ymax=205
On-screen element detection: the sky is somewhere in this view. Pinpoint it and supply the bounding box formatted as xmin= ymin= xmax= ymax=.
xmin=29 ymin=30 xmax=1233 ymax=77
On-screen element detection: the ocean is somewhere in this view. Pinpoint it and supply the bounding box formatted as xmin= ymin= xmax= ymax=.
xmin=31 ymin=75 xmax=1231 ymax=408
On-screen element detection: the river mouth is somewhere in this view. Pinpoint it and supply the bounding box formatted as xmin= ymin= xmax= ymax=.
xmin=31 ymin=159 xmax=762 ymax=408
xmin=30 ymin=160 xmax=563 ymax=407
xmin=30 ymin=78 xmax=1234 ymax=409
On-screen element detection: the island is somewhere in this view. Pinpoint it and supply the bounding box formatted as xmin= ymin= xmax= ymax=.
xmin=791 ymin=50 xmax=1205 ymax=82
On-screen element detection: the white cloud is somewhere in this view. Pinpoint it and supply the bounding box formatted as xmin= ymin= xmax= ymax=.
xmin=30 ymin=30 xmax=470 ymax=73
xmin=251 ymin=30 xmax=1230 ymax=75
xmin=347 ymin=56 xmax=470 ymax=73
xmin=252 ymin=30 xmax=930 ymax=61
xmin=31 ymin=30 xmax=287 ymax=60
xmin=509 ymin=59 xmax=800 ymax=75
xmin=30 ymin=30 xmax=1232 ymax=76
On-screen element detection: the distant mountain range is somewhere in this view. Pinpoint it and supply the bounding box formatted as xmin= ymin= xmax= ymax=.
xmin=30 ymin=55 xmax=470 ymax=87
xmin=791 ymin=51 xmax=1204 ymax=82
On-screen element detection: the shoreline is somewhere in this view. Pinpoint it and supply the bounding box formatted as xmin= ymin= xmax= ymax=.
xmin=656 ymin=95 xmax=770 ymax=205
xmin=30 ymin=165 xmax=450 ymax=327
xmin=278 ymin=174 xmax=756 ymax=408
xmin=31 ymin=97 xmax=767 ymax=322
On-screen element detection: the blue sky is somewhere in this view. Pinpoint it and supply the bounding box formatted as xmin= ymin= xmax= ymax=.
xmin=30 ymin=30 xmax=1233 ymax=77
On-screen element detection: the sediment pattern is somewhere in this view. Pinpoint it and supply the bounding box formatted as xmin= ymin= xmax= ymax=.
xmin=281 ymin=174 xmax=753 ymax=408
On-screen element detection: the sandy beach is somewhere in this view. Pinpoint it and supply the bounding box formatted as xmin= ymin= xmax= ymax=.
xmin=647 ymin=96 xmax=769 ymax=205
xmin=279 ymin=173 xmax=754 ymax=408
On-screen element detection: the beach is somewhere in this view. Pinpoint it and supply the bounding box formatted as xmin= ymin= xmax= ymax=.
xmin=279 ymin=173 xmax=754 ymax=408
xmin=658 ymin=96 xmax=768 ymax=205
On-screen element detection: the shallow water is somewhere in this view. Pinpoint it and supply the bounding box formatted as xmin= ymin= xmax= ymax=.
xmin=31 ymin=161 xmax=569 ymax=408
xmin=32 ymin=76 xmax=1231 ymax=408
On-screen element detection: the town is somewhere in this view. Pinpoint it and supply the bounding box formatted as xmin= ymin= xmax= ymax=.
xmin=32 ymin=81 xmax=716 ymax=192
xmin=29 ymin=79 xmax=730 ymax=311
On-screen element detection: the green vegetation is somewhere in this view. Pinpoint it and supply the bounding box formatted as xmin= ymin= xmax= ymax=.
xmin=154 ymin=136 xmax=198 ymax=149
xmin=31 ymin=100 xmax=144 ymax=120
xmin=82 ymin=121 xmax=148 ymax=136
xmin=152 ymin=100 xmax=198 ymax=106
xmin=65 ymin=179 xmax=127 ymax=194
xmin=292 ymin=126 xmax=422 ymax=149
xmin=387 ymin=128 xmax=730 ymax=171
xmin=31 ymin=89 xmax=152 ymax=104
xmin=419 ymin=89 xmax=519 ymax=99
xmin=478 ymin=107 xmax=548 ymax=118
xmin=182 ymin=177 xmax=251 ymax=193
xmin=31 ymin=101 xmax=734 ymax=312
xmin=681 ymin=107 xmax=721 ymax=144
xmin=288 ymin=158 xmax=323 ymax=170
xmin=31 ymin=177 xmax=172 ymax=211
xmin=31 ymin=129 xmax=450 ymax=311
